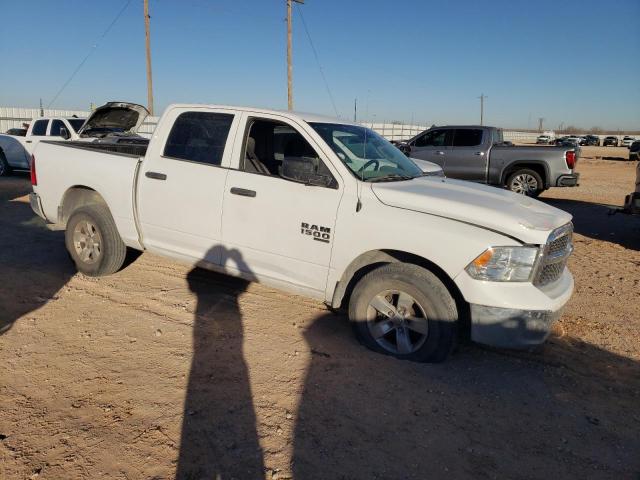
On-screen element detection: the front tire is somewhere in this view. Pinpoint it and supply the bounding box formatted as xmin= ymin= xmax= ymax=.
xmin=348 ymin=263 xmax=458 ymax=363
xmin=507 ymin=169 xmax=543 ymax=197
xmin=65 ymin=205 xmax=127 ymax=276
xmin=0 ymin=152 xmax=12 ymax=177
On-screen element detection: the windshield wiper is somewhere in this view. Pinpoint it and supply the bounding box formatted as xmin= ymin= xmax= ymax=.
xmin=366 ymin=174 xmax=416 ymax=183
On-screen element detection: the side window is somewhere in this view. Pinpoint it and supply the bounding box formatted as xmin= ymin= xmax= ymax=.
xmin=415 ymin=129 xmax=449 ymax=147
xmin=242 ymin=118 xmax=336 ymax=188
xmin=163 ymin=111 xmax=234 ymax=166
xmin=49 ymin=120 xmax=66 ymax=136
xmin=452 ymin=129 xmax=483 ymax=147
xmin=31 ymin=120 xmax=49 ymax=136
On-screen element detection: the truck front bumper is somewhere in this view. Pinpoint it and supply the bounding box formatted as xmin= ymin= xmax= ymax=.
xmin=556 ymin=173 xmax=580 ymax=187
xmin=455 ymin=268 xmax=573 ymax=349
xmin=29 ymin=192 xmax=46 ymax=220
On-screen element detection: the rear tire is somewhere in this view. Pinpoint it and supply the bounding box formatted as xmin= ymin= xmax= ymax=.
xmin=65 ymin=205 xmax=127 ymax=277
xmin=348 ymin=263 xmax=458 ymax=363
xmin=507 ymin=169 xmax=544 ymax=197
xmin=0 ymin=152 xmax=12 ymax=177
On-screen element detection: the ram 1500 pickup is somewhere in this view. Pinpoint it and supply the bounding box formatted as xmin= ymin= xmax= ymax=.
xmin=30 ymin=103 xmax=575 ymax=362
xmin=398 ymin=125 xmax=580 ymax=197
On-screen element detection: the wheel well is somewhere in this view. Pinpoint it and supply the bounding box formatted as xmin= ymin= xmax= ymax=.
xmin=502 ymin=163 xmax=547 ymax=188
xmin=59 ymin=186 xmax=108 ymax=227
xmin=333 ymin=249 xmax=471 ymax=340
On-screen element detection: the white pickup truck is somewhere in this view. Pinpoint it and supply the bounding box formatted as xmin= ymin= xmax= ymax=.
xmin=30 ymin=103 xmax=575 ymax=362
xmin=0 ymin=102 xmax=149 ymax=176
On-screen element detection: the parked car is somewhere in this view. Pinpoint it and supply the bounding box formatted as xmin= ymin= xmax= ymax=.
xmin=0 ymin=116 xmax=86 ymax=175
xmin=622 ymin=161 xmax=640 ymax=214
xmin=621 ymin=136 xmax=636 ymax=148
xmin=603 ymin=136 xmax=619 ymax=147
xmin=5 ymin=128 xmax=27 ymax=136
xmin=536 ymin=135 xmax=552 ymax=144
xmin=30 ymin=103 xmax=575 ymax=362
xmin=581 ymin=135 xmax=600 ymax=146
xmin=0 ymin=102 xmax=149 ymax=176
xmin=398 ymin=125 xmax=579 ymax=197
xmin=629 ymin=140 xmax=640 ymax=162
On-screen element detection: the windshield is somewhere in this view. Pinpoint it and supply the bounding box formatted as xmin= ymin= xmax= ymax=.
xmin=309 ymin=122 xmax=422 ymax=181
xmin=68 ymin=119 xmax=86 ymax=132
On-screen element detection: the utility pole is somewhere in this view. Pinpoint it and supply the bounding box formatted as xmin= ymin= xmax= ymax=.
xmin=538 ymin=117 xmax=544 ymax=132
xmin=286 ymin=0 xmax=304 ymax=111
xmin=144 ymin=0 xmax=154 ymax=115
xmin=353 ymin=98 xmax=357 ymax=122
xmin=478 ymin=94 xmax=487 ymax=125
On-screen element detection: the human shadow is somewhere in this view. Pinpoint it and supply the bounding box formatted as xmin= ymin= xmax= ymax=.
xmin=0 ymin=175 xmax=75 ymax=334
xmin=176 ymin=246 xmax=264 ymax=479
xmin=544 ymin=197 xmax=640 ymax=250
xmin=292 ymin=313 xmax=640 ymax=479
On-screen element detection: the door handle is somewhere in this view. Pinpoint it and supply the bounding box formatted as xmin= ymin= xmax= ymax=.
xmin=25 ymin=140 xmax=32 ymax=143
xmin=435 ymin=151 xmax=445 ymax=155
xmin=474 ymin=151 xmax=485 ymax=156
xmin=230 ymin=187 xmax=256 ymax=198
xmin=145 ymin=171 xmax=167 ymax=180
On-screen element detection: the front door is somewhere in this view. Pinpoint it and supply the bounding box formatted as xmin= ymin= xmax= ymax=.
xmin=137 ymin=107 xmax=242 ymax=265
xmin=407 ymin=128 xmax=453 ymax=168
xmin=221 ymin=113 xmax=343 ymax=297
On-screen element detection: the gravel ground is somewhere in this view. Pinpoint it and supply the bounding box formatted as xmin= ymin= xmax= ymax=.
xmin=0 ymin=153 xmax=638 ymax=480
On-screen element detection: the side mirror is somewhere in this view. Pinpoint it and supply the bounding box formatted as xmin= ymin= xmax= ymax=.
xmin=281 ymin=156 xmax=333 ymax=187
xmin=397 ymin=143 xmax=411 ymax=156
xmin=60 ymin=127 xmax=71 ymax=140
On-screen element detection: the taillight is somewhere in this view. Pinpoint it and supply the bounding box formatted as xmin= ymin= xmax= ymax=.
xmin=30 ymin=154 xmax=37 ymax=186
xmin=565 ymin=150 xmax=576 ymax=169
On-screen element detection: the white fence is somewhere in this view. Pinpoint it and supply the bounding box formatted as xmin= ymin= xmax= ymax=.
xmin=0 ymin=107 xmax=633 ymax=144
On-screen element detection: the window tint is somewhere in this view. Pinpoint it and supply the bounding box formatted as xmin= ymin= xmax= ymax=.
xmin=453 ymin=129 xmax=483 ymax=147
xmin=164 ymin=112 xmax=234 ymax=165
xmin=68 ymin=119 xmax=85 ymax=132
xmin=31 ymin=120 xmax=49 ymax=136
xmin=414 ymin=129 xmax=449 ymax=147
xmin=49 ymin=120 xmax=67 ymax=136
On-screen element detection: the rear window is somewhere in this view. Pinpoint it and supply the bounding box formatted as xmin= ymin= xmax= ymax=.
xmin=31 ymin=120 xmax=48 ymax=136
xmin=453 ymin=129 xmax=483 ymax=147
xmin=163 ymin=112 xmax=234 ymax=166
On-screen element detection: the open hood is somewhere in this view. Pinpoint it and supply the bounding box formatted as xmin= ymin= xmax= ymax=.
xmin=371 ymin=176 xmax=572 ymax=244
xmin=78 ymin=102 xmax=149 ymax=136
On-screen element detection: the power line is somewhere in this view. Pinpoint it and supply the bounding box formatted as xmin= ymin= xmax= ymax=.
xmin=47 ymin=0 xmax=134 ymax=108
xmin=294 ymin=2 xmax=339 ymax=117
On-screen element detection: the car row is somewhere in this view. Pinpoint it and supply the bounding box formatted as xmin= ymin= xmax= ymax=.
xmin=536 ymin=134 xmax=638 ymax=148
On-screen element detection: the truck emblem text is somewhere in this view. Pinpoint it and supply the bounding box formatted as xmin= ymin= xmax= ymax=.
xmin=301 ymin=222 xmax=331 ymax=243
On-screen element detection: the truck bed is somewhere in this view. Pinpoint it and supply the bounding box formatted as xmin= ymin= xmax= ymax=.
xmin=45 ymin=140 xmax=149 ymax=158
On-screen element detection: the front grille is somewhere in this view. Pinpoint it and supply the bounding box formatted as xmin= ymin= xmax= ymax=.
xmin=534 ymin=223 xmax=573 ymax=287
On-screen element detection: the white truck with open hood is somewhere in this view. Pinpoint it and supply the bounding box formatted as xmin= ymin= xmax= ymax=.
xmin=29 ymin=103 xmax=574 ymax=362
xmin=0 ymin=102 xmax=148 ymax=176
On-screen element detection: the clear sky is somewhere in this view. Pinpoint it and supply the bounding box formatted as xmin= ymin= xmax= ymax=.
xmin=1 ymin=0 xmax=639 ymax=130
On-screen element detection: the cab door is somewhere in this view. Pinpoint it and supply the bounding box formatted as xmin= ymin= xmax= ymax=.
xmin=445 ymin=128 xmax=488 ymax=181
xmin=136 ymin=107 xmax=242 ymax=265
xmin=407 ymin=128 xmax=452 ymax=167
xmin=221 ymin=112 xmax=343 ymax=297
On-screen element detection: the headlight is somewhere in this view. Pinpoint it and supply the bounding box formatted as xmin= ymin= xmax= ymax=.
xmin=466 ymin=246 xmax=539 ymax=282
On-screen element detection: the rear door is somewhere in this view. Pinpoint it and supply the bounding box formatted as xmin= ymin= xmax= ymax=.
xmin=136 ymin=107 xmax=242 ymax=265
xmin=407 ymin=128 xmax=453 ymax=167
xmin=221 ymin=112 xmax=343 ymax=297
xmin=445 ymin=128 xmax=488 ymax=181
xmin=24 ymin=119 xmax=49 ymax=155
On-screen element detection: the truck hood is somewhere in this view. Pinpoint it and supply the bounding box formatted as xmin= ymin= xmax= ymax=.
xmin=78 ymin=102 xmax=149 ymax=136
xmin=371 ymin=177 xmax=572 ymax=244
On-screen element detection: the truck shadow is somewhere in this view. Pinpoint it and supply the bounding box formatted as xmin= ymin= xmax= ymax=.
xmin=292 ymin=312 xmax=640 ymax=479
xmin=0 ymin=176 xmax=75 ymax=335
xmin=176 ymin=247 xmax=265 ymax=479
xmin=544 ymin=198 xmax=640 ymax=250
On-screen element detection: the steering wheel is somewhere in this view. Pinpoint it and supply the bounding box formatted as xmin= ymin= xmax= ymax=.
xmin=357 ymin=159 xmax=379 ymax=173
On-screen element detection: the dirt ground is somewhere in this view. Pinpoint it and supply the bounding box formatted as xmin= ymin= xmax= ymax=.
xmin=1 ymin=151 xmax=639 ymax=480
